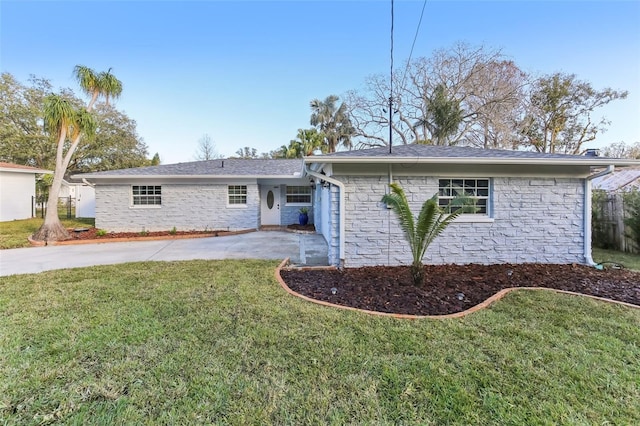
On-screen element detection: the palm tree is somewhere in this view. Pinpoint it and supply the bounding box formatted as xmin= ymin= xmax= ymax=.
xmin=415 ymin=84 xmax=463 ymax=145
xmin=32 ymin=66 xmax=121 ymax=242
xmin=310 ymin=95 xmax=355 ymax=153
xmin=381 ymin=183 xmax=467 ymax=287
xmin=74 ymin=65 xmax=123 ymax=109
xmin=31 ymin=95 xmax=96 ymax=241
xmin=277 ymin=128 xmax=328 ymax=159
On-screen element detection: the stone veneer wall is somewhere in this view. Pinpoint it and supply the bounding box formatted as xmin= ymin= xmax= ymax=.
xmin=95 ymin=184 xmax=259 ymax=232
xmin=334 ymin=175 xmax=585 ymax=267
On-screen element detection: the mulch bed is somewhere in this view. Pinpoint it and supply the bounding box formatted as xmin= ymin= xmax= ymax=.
xmin=286 ymin=224 xmax=316 ymax=232
xmin=67 ymin=225 xmax=316 ymax=241
xmin=280 ymin=263 xmax=640 ymax=316
xmin=68 ymin=227 xmax=223 ymax=240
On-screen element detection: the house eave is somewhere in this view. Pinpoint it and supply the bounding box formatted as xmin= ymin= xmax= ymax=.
xmin=73 ymin=174 xmax=305 ymax=181
xmin=0 ymin=167 xmax=52 ymax=174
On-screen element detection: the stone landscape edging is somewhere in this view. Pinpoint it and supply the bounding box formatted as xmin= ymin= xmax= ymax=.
xmin=28 ymin=228 xmax=255 ymax=247
xmin=275 ymin=259 xmax=640 ymax=319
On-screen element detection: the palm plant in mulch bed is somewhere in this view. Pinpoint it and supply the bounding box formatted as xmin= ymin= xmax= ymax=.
xmin=382 ymin=183 xmax=472 ymax=287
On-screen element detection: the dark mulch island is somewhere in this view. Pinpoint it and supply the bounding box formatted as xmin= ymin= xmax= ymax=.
xmin=280 ymin=264 xmax=640 ymax=316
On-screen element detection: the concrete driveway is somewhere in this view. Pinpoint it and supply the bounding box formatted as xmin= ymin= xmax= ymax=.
xmin=0 ymin=231 xmax=329 ymax=277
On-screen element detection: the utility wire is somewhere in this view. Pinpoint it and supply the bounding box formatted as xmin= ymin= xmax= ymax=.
xmin=400 ymin=0 xmax=428 ymax=93
xmin=389 ymin=0 xmax=394 ymax=153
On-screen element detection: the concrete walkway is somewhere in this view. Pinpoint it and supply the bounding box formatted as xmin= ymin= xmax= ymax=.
xmin=0 ymin=231 xmax=329 ymax=277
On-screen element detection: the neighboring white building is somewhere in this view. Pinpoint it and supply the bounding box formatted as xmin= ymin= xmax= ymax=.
xmin=0 ymin=162 xmax=51 ymax=222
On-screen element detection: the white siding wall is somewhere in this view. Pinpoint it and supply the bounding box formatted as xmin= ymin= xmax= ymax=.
xmin=0 ymin=171 xmax=35 ymax=221
xmin=95 ymin=183 xmax=259 ymax=232
xmin=332 ymin=175 xmax=585 ymax=267
xmin=76 ymin=185 xmax=96 ymax=218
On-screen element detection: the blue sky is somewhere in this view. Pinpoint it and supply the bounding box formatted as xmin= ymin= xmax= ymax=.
xmin=1 ymin=0 xmax=639 ymax=163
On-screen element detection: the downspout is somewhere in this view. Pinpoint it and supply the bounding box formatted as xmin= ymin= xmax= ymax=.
xmin=81 ymin=178 xmax=95 ymax=188
xmin=584 ymin=165 xmax=614 ymax=266
xmin=304 ymin=164 xmax=346 ymax=266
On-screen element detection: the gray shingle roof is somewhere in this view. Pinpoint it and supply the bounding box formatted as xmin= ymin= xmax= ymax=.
xmin=314 ymin=144 xmax=608 ymax=160
xmin=305 ymin=144 xmax=640 ymax=167
xmin=76 ymin=159 xmax=304 ymax=178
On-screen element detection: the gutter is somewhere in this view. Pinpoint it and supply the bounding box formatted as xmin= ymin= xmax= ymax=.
xmin=304 ymin=164 xmax=345 ymax=266
xmin=71 ymin=174 xmax=304 ymax=180
xmin=584 ymin=165 xmax=615 ymax=266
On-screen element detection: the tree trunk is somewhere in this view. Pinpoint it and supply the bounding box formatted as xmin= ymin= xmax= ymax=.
xmin=31 ymin=170 xmax=70 ymax=242
xmin=411 ymin=262 xmax=425 ymax=287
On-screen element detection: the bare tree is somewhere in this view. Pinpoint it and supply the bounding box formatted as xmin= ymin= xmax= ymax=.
xmin=346 ymin=42 xmax=529 ymax=149
xmin=463 ymin=60 xmax=529 ymax=149
xmin=194 ymin=134 xmax=222 ymax=160
xmin=600 ymin=141 xmax=640 ymax=159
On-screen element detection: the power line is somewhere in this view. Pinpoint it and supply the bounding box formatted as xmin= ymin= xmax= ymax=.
xmin=400 ymin=0 xmax=428 ymax=94
xmin=389 ymin=0 xmax=394 ymax=154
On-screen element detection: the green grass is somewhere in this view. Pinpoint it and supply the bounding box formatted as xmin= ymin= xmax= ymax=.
xmin=1 ymin=260 xmax=638 ymax=425
xmin=593 ymin=247 xmax=640 ymax=271
xmin=0 ymin=217 xmax=95 ymax=249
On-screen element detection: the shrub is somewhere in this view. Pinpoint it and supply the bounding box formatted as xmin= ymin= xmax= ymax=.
xmin=96 ymin=229 xmax=107 ymax=237
xmin=381 ymin=183 xmax=467 ymax=287
xmin=622 ymin=188 xmax=640 ymax=251
xmin=591 ymin=190 xmax=611 ymax=249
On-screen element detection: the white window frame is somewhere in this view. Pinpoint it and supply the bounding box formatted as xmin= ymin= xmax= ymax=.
xmin=131 ymin=185 xmax=162 ymax=208
xmin=438 ymin=178 xmax=491 ymax=217
xmin=228 ymin=185 xmax=247 ymax=207
xmin=285 ymin=185 xmax=312 ymax=206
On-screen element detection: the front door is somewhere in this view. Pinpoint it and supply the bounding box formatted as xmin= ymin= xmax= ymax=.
xmin=260 ymin=186 xmax=281 ymax=225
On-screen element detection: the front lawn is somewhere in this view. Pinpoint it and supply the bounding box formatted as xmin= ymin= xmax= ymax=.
xmin=1 ymin=260 xmax=638 ymax=424
xmin=0 ymin=217 xmax=95 ymax=249
xmin=593 ymin=247 xmax=640 ymax=271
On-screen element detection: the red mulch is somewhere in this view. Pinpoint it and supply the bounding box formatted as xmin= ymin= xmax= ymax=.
xmin=280 ymin=263 xmax=640 ymax=316
xmin=67 ymin=225 xmax=316 ymax=241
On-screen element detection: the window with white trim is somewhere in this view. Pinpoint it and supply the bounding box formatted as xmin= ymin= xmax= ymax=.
xmin=228 ymin=185 xmax=247 ymax=205
xmin=286 ymin=186 xmax=312 ymax=204
xmin=132 ymin=185 xmax=161 ymax=206
xmin=438 ymin=179 xmax=490 ymax=215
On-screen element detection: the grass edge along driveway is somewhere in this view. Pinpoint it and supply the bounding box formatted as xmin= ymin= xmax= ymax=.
xmin=1 ymin=259 xmax=639 ymax=425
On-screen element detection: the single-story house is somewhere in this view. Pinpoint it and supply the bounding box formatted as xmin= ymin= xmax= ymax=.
xmin=76 ymin=145 xmax=640 ymax=267
xmin=75 ymin=159 xmax=314 ymax=233
xmin=0 ymin=162 xmax=51 ymax=222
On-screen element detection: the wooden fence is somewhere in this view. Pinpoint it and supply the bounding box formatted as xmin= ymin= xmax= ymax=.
xmin=592 ymin=192 xmax=638 ymax=253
